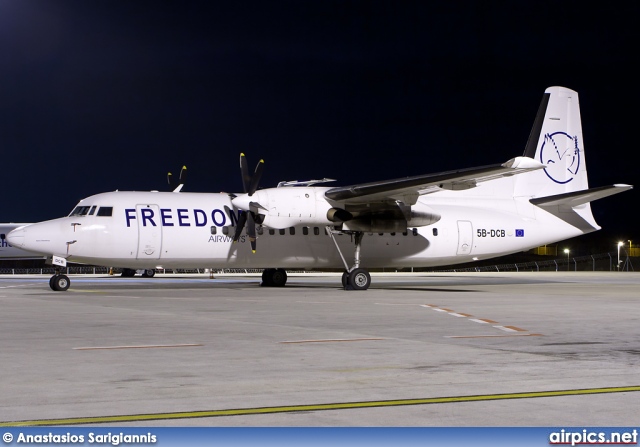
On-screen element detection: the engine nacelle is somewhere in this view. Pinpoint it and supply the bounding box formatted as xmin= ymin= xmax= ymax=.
xmin=248 ymin=187 xmax=337 ymax=229
xmin=327 ymin=207 xmax=353 ymax=223
xmin=406 ymin=208 xmax=441 ymax=227
xmin=237 ymin=186 xmax=441 ymax=231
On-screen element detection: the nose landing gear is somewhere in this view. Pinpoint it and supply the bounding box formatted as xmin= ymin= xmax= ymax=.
xmin=49 ymin=270 xmax=70 ymax=291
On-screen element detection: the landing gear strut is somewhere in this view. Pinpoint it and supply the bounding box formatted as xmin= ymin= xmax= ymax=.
xmin=49 ymin=269 xmax=70 ymax=291
xmin=327 ymin=227 xmax=372 ymax=291
xmin=261 ymin=268 xmax=287 ymax=287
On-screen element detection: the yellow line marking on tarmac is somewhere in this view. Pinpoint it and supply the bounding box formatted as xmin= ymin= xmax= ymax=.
xmin=2 ymin=386 xmax=639 ymax=426
xmin=73 ymin=344 xmax=203 ymax=350
xmin=280 ymin=338 xmax=385 ymax=344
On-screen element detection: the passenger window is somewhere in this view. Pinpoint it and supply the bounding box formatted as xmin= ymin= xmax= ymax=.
xmin=269 ymin=229 xmax=275 ymax=235
xmin=412 ymin=228 xmax=418 ymax=236
xmin=289 ymin=227 xmax=295 ymax=235
xmin=432 ymin=228 xmax=438 ymax=236
xmin=222 ymin=226 xmax=229 ymax=235
xmin=390 ymin=232 xmax=396 ymax=236
xmin=96 ymin=207 xmax=113 ymax=217
xmin=303 ymin=227 xmax=309 ymax=235
xmin=89 ymin=206 xmax=97 ymax=215
xmin=314 ymin=227 xmax=319 ymax=236
xmin=279 ymin=229 xmax=285 ymax=235
xmin=210 ymin=226 xmax=217 ymax=235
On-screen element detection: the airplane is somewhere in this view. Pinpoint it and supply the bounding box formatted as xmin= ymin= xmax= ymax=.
xmin=7 ymin=86 xmax=632 ymax=292
xmin=0 ymin=224 xmax=44 ymax=260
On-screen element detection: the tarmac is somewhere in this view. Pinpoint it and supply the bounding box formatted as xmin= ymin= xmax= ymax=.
xmin=0 ymin=271 xmax=639 ymax=427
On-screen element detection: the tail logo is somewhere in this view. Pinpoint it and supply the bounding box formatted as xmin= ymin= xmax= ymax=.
xmin=539 ymin=131 xmax=581 ymax=184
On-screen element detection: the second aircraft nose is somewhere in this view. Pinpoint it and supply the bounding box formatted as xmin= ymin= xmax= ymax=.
xmin=6 ymin=227 xmax=26 ymax=247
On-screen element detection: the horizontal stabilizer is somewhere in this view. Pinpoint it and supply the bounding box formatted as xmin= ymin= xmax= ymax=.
xmin=530 ymin=184 xmax=633 ymax=207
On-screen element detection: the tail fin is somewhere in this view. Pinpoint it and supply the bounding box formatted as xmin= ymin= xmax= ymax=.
xmin=516 ymin=86 xmax=632 ymax=233
xmin=515 ymin=86 xmax=587 ymax=198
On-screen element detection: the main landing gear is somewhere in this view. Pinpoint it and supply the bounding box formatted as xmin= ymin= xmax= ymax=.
xmin=261 ymin=268 xmax=287 ymax=287
xmin=121 ymin=268 xmax=155 ymax=278
xmin=49 ymin=270 xmax=70 ymax=291
xmin=328 ymin=228 xmax=372 ymax=291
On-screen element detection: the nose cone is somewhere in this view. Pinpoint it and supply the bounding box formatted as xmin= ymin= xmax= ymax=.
xmin=6 ymin=227 xmax=26 ymax=247
xmin=231 ymin=193 xmax=252 ymax=211
xmin=231 ymin=191 xmax=268 ymax=212
xmin=7 ymin=220 xmax=67 ymax=255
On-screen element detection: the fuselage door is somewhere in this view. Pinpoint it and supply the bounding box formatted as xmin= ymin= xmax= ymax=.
xmin=136 ymin=204 xmax=162 ymax=260
xmin=456 ymin=220 xmax=473 ymax=255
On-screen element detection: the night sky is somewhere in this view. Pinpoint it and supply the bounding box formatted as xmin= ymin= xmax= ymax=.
xmin=1 ymin=1 xmax=637 ymax=251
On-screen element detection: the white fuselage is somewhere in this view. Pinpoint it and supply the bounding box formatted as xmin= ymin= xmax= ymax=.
xmin=7 ymin=188 xmax=585 ymax=269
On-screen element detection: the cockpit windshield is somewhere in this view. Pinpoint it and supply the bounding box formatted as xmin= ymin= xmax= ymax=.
xmin=69 ymin=206 xmax=92 ymax=216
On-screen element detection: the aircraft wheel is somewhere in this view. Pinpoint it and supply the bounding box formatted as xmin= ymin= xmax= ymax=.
xmin=271 ymin=268 xmax=287 ymax=287
xmin=348 ymin=268 xmax=371 ymax=291
xmin=341 ymin=271 xmax=349 ymax=289
xmin=261 ymin=268 xmax=287 ymax=287
xmin=142 ymin=269 xmax=155 ymax=278
xmin=51 ymin=274 xmax=70 ymax=292
xmin=261 ymin=268 xmax=274 ymax=287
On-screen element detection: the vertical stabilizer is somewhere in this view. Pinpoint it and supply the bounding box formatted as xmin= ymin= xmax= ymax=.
xmin=515 ymin=86 xmax=588 ymax=198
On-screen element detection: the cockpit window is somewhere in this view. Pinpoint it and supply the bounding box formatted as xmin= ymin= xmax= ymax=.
xmin=96 ymin=206 xmax=113 ymax=217
xmin=69 ymin=206 xmax=92 ymax=216
xmin=88 ymin=206 xmax=97 ymax=215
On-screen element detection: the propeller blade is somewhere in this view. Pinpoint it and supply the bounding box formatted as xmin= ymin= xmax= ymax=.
xmin=240 ymin=153 xmax=251 ymax=193
xmin=179 ymin=165 xmax=187 ymax=184
xmin=247 ymin=159 xmax=264 ymax=196
xmin=232 ymin=211 xmax=247 ymax=242
xmin=167 ymin=172 xmax=174 ymax=188
xmin=246 ymin=212 xmax=257 ymax=253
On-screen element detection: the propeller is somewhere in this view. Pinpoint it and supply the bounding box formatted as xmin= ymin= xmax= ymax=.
xmin=232 ymin=154 xmax=265 ymax=252
xmin=167 ymin=166 xmax=187 ymax=192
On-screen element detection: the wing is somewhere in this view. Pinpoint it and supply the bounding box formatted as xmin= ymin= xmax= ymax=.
xmin=324 ymin=156 xmax=544 ymax=205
